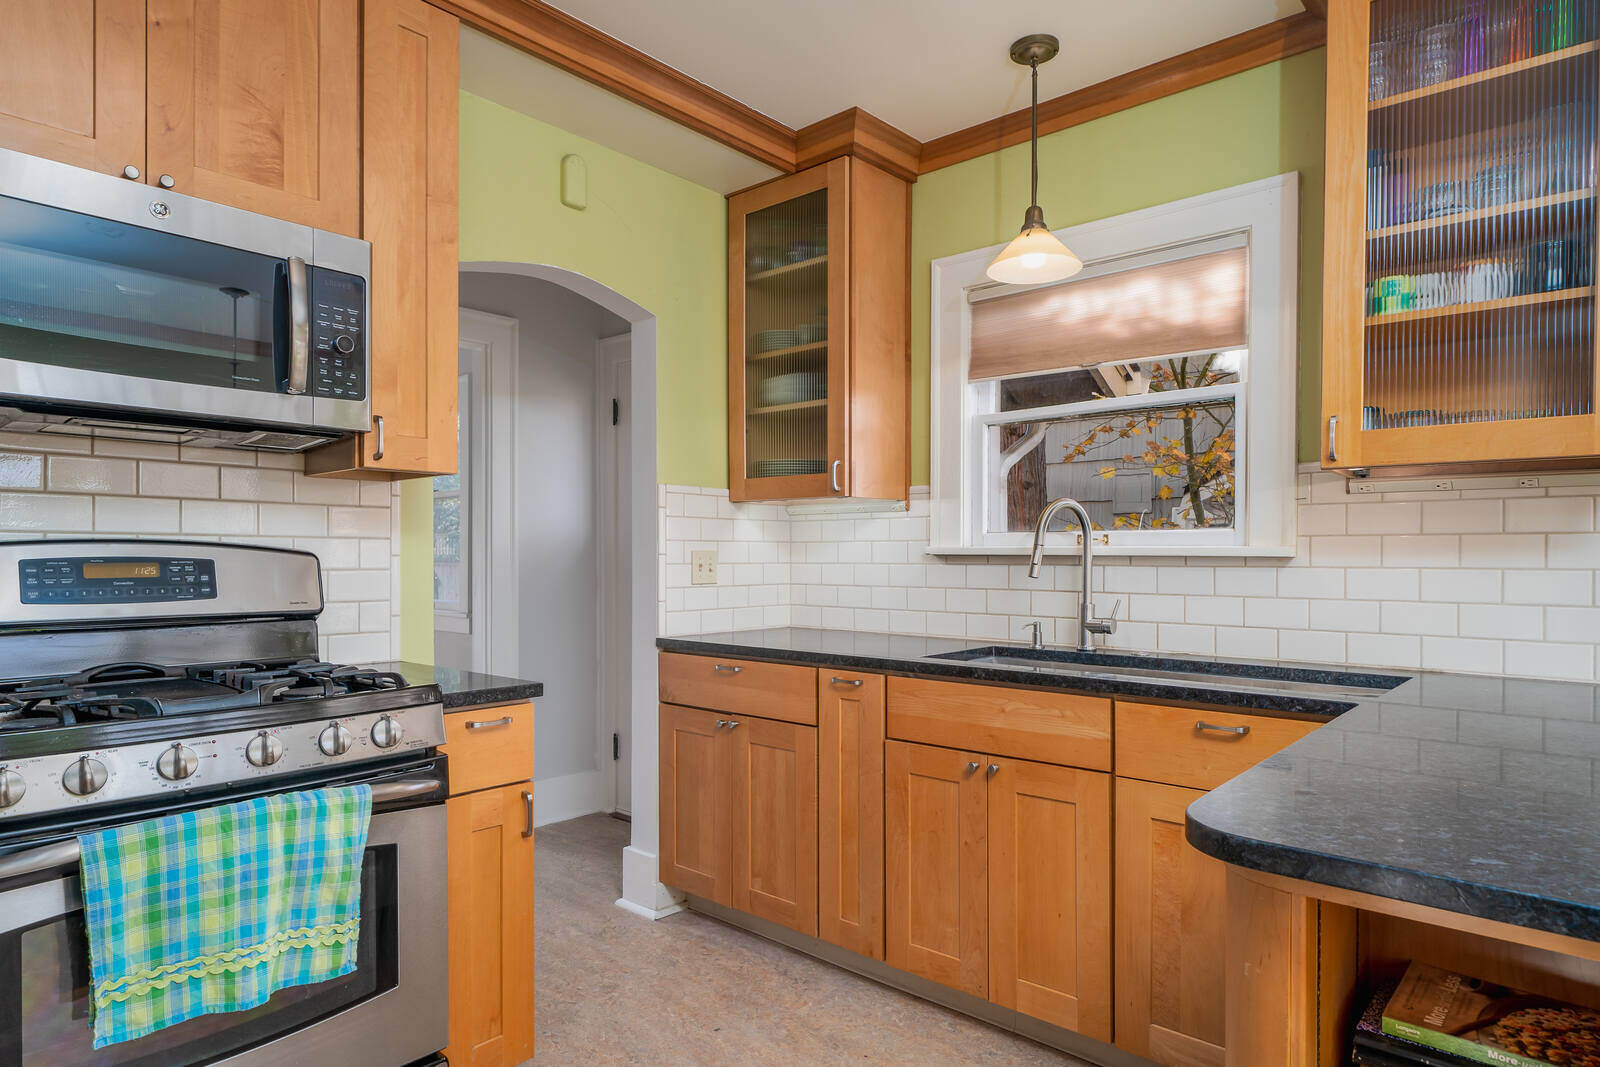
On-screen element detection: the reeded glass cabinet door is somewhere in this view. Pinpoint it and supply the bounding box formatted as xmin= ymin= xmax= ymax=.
xmin=728 ymin=160 xmax=849 ymax=500
xmin=1324 ymin=0 xmax=1600 ymax=469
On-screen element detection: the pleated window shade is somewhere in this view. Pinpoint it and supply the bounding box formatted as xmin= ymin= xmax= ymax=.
xmin=968 ymin=247 xmax=1249 ymax=381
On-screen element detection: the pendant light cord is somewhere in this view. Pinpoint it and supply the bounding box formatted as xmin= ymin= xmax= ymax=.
xmin=1030 ymin=57 xmax=1040 ymax=212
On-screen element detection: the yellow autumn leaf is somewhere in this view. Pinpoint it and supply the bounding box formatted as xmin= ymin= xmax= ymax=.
xmin=1098 ymin=466 xmax=1115 ymax=480
xmin=1156 ymin=486 xmax=1173 ymax=500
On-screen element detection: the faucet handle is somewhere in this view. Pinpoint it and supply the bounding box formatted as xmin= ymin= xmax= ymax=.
xmin=1104 ymin=598 xmax=1122 ymax=621
xmin=1085 ymin=598 xmax=1120 ymax=636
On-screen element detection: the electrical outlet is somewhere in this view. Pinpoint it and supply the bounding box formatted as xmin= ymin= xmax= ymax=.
xmin=1519 ymin=476 xmax=1541 ymax=488
xmin=690 ymin=550 xmax=718 ymax=585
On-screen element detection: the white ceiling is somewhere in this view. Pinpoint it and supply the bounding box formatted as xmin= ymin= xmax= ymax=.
xmin=460 ymin=28 xmax=783 ymax=194
xmin=541 ymin=0 xmax=1310 ymax=141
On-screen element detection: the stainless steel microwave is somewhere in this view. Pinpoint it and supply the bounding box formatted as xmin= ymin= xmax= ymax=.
xmin=0 ymin=147 xmax=370 ymax=452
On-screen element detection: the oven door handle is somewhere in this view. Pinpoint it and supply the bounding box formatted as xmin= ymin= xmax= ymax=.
xmin=0 ymin=776 xmax=442 ymax=882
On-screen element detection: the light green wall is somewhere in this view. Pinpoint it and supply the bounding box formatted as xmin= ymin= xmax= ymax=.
xmin=910 ymin=49 xmax=1327 ymax=480
xmin=399 ymin=90 xmax=729 ymax=663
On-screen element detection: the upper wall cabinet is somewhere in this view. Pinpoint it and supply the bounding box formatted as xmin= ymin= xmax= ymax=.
xmin=146 ymin=0 xmax=362 ymax=235
xmin=0 ymin=0 xmax=361 ymax=234
xmin=1322 ymin=0 xmax=1600 ymax=474
xmin=0 ymin=0 xmax=146 ymax=177
xmin=308 ymin=0 xmax=459 ymax=479
xmin=728 ymin=157 xmax=910 ymax=503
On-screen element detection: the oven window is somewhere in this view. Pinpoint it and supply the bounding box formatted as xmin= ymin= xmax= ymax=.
xmin=0 ymin=846 xmax=397 ymax=1066
xmin=0 ymin=195 xmax=286 ymax=392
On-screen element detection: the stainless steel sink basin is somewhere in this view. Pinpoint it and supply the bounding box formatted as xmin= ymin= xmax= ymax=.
xmin=929 ymin=646 xmax=1409 ymax=701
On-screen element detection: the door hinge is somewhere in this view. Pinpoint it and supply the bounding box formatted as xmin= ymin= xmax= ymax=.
xmin=612 ymin=398 xmax=619 ymax=426
xmin=612 ymin=732 xmax=620 ymax=760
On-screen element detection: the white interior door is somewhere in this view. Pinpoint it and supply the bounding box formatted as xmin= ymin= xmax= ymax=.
xmin=597 ymin=335 xmax=633 ymax=814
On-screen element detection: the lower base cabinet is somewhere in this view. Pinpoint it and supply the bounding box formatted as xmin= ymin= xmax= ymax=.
xmin=443 ymin=702 xmax=536 ymax=1067
xmin=885 ymin=740 xmax=1113 ymax=1041
xmin=1114 ymin=776 xmax=1227 ymax=1067
xmin=659 ymin=702 xmax=819 ymax=936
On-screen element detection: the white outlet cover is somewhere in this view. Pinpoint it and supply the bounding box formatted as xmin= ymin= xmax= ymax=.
xmin=690 ymin=549 xmax=718 ymax=585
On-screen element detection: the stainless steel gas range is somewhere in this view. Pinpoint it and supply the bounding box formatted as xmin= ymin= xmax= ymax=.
xmin=0 ymin=540 xmax=448 ymax=1067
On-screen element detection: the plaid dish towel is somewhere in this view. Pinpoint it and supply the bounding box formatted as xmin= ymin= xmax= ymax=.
xmin=77 ymin=785 xmax=372 ymax=1048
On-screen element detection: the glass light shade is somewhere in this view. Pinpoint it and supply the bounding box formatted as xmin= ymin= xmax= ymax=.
xmin=986 ymin=221 xmax=1084 ymax=285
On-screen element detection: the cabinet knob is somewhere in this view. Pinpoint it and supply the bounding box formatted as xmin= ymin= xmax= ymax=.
xmin=158 ymin=174 xmax=175 ymax=189
xmin=716 ymin=720 xmax=728 ymax=729
xmin=987 ymin=763 xmax=1000 ymax=777
xmin=966 ymin=761 xmax=980 ymax=775
xmin=727 ymin=720 xmax=741 ymax=730
xmin=121 ymin=164 xmax=141 ymax=180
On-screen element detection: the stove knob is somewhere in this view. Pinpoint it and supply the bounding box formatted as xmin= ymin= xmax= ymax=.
xmin=63 ymin=756 xmax=108 ymax=796
xmin=0 ymin=769 xmax=25 ymax=808
xmin=370 ymin=715 xmax=403 ymax=749
xmin=156 ymin=743 xmax=199 ymax=781
xmin=318 ymin=723 xmax=354 ymax=757
xmin=246 ymin=731 xmax=284 ymax=767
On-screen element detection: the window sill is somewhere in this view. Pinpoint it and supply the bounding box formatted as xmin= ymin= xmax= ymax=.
xmin=923 ymin=544 xmax=1298 ymax=559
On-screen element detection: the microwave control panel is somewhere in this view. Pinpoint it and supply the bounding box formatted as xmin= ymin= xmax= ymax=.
xmin=308 ymin=268 xmax=366 ymax=402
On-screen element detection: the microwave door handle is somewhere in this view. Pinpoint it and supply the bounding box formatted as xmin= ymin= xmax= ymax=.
xmin=286 ymin=256 xmax=310 ymax=395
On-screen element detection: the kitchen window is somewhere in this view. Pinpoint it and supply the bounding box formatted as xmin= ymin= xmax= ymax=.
xmin=929 ymin=174 xmax=1300 ymax=556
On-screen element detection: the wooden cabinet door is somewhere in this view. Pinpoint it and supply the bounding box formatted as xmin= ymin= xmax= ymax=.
xmin=1114 ymin=777 xmax=1227 ymax=1067
xmin=729 ymin=716 xmax=818 ymax=936
xmin=0 ymin=0 xmax=144 ymax=177
xmin=659 ymin=703 xmax=731 ymax=903
xmin=145 ymin=0 xmax=360 ymax=233
xmin=885 ymin=740 xmax=987 ymax=997
xmin=306 ymin=0 xmax=459 ymax=479
xmin=987 ymin=757 xmax=1112 ymax=1040
xmin=818 ymin=671 xmax=885 ymax=958
xmin=446 ymin=782 xmax=535 ymax=1067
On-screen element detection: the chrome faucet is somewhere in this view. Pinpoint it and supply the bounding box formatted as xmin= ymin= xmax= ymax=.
xmin=1028 ymin=497 xmax=1119 ymax=653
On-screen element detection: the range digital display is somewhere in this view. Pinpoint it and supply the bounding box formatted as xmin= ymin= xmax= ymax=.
xmin=82 ymin=562 xmax=162 ymax=579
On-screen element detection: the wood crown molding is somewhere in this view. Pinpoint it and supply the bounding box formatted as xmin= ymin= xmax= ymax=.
xmin=431 ymin=0 xmax=796 ymax=170
xmin=795 ymin=108 xmax=921 ymax=183
xmin=919 ymin=12 xmax=1328 ymax=173
xmin=444 ymin=2 xmax=1325 ymax=182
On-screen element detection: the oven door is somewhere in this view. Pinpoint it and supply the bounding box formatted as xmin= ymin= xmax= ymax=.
xmin=0 ymin=797 xmax=446 ymax=1067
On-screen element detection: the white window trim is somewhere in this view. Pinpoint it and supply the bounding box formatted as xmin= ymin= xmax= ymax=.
xmin=929 ymin=172 xmax=1300 ymax=558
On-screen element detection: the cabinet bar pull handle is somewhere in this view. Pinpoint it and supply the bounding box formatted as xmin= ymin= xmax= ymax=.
xmin=286 ymin=257 xmax=310 ymax=396
xmin=1195 ymin=720 xmax=1250 ymax=737
xmin=830 ymin=676 xmax=863 ymax=687
xmin=966 ymin=761 xmax=980 ymax=774
xmin=830 ymin=459 xmax=842 ymax=493
xmin=372 ymin=414 xmax=385 ymax=461
xmin=987 ymin=763 xmax=1000 ymax=777
xmin=521 ymin=790 xmax=533 ymax=838
xmin=464 ymin=715 xmax=514 ymax=730
xmin=712 ymin=663 xmax=742 ymax=674
xmin=1326 ymin=415 xmax=1339 ymax=463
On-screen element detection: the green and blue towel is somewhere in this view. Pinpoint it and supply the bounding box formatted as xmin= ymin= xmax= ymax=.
xmin=77 ymin=784 xmax=372 ymax=1048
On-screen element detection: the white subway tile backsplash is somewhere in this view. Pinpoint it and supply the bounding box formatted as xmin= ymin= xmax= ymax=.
xmin=221 ymin=467 xmax=295 ymax=502
xmin=140 ymin=461 xmax=219 ymax=499
xmin=658 ymin=478 xmax=1600 ymax=683
xmin=47 ymin=456 xmax=134 ymax=494
xmin=95 ymin=496 xmax=181 ymax=533
xmin=0 ymin=491 xmax=93 ymax=530
xmin=180 ymin=500 xmax=257 ymax=536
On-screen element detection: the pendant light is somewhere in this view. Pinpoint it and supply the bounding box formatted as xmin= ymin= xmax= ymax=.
xmin=986 ymin=34 xmax=1084 ymax=286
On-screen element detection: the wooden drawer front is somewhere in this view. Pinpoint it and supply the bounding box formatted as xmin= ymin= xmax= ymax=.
xmin=1115 ymin=702 xmax=1317 ymax=791
xmin=886 ymin=677 xmax=1112 ymax=771
xmin=442 ymin=701 xmax=535 ymax=795
xmin=659 ymin=652 xmax=818 ymax=725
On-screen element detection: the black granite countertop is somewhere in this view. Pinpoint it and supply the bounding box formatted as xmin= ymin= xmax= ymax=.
xmin=661 ymin=627 xmax=1600 ymax=943
xmin=367 ymin=660 xmax=543 ymax=710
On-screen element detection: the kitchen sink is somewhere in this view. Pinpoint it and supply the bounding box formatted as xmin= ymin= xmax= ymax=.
xmin=929 ymin=645 xmax=1410 ymax=701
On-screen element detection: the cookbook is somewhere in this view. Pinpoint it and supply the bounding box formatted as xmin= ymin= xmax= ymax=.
xmin=1381 ymin=961 xmax=1600 ymax=1067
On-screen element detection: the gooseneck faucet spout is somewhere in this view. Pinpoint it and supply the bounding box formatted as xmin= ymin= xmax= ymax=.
xmin=1028 ymin=497 xmax=1119 ymax=653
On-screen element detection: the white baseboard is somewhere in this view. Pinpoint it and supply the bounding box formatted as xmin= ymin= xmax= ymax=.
xmin=618 ymin=844 xmax=684 ymax=919
xmin=533 ymin=769 xmax=609 ymax=827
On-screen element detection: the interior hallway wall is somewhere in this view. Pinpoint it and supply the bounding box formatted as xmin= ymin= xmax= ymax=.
xmin=457 ymin=271 xmax=629 ymax=787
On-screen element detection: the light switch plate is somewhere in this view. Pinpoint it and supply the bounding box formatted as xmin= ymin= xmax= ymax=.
xmin=690 ymin=550 xmax=718 ymax=585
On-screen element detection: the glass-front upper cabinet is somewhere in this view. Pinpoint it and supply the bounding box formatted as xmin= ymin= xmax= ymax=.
xmin=727 ymin=157 xmax=910 ymax=503
xmin=1323 ymin=0 xmax=1600 ymax=471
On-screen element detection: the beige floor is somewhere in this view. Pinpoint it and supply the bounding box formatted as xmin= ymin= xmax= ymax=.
xmin=532 ymin=813 xmax=1088 ymax=1065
